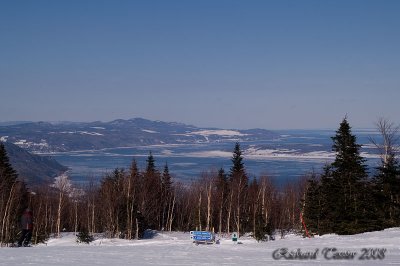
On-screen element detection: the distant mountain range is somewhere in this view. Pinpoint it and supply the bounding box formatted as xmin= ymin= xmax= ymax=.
xmin=2 ymin=141 xmax=67 ymax=184
xmin=0 ymin=118 xmax=278 ymax=153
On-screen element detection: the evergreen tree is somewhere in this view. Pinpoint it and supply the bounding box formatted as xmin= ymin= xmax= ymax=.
xmin=162 ymin=163 xmax=172 ymax=192
xmin=317 ymin=166 xmax=336 ymax=234
xmin=0 ymin=143 xmax=18 ymax=188
xmin=76 ymin=230 xmax=94 ymax=244
xmin=145 ymin=151 xmax=156 ymax=175
xmin=229 ymin=142 xmax=248 ymax=236
xmin=142 ymin=152 xmax=162 ymax=229
xmin=254 ymin=211 xmax=268 ymax=242
xmin=302 ymin=173 xmax=322 ymax=235
xmin=216 ymin=168 xmax=228 ymax=199
xmin=329 ymin=117 xmax=369 ymax=234
xmin=303 ymin=118 xmax=373 ymax=235
xmin=0 ymin=142 xmax=28 ymax=244
xmin=130 ymin=159 xmax=139 ymax=178
xmin=331 ymin=118 xmax=367 ymax=177
xmin=215 ymin=168 xmax=228 ymax=235
xmin=373 ymin=155 xmax=400 ymax=227
xmin=161 ymin=162 xmax=173 ymax=231
xmin=230 ymin=142 xmax=246 ymax=179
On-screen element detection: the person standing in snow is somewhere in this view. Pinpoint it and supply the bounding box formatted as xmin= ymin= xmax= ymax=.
xmin=17 ymin=208 xmax=33 ymax=247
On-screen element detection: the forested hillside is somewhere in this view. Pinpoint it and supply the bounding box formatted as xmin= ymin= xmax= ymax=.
xmin=2 ymin=141 xmax=67 ymax=184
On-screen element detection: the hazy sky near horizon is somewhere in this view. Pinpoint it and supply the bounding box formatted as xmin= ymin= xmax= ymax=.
xmin=1 ymin=1 xmax=399 ymax=129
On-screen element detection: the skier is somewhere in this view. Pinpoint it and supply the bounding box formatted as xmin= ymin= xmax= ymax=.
xmin=17 ymin=208 xmax=33 ymax=247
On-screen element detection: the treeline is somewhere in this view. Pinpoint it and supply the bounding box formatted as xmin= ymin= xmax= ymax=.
xmin=1 ymin=117 xmax=399 ymax=246
xmin=0 ymin=143 xmax=304 ymax=245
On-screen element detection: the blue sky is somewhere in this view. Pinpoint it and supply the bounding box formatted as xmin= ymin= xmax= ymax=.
xmin=0 ymin=0 xmax=399 ymax=129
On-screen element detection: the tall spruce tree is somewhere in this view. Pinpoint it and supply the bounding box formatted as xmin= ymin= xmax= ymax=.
xmin=161 ymin=163 xmax=173 ymax=230
xmin=162 ymin=163 xmax=172 ymax=192
xmin=216 ymin=168 xmax=228 ymax=193
xmin=229 ymin=142 xmax=248 ymax=236
xmin=145 ymin=151 xmax=156 ymax=175
xmin=142 ymin=152 xmax=162 ymax=229
xmin=330 ymin=117 xmax=369 ymax=234
xmin=303 ymin=118 xmax=373 ymax=235
xmin=230 ymin=142 xmax=246 ymax=179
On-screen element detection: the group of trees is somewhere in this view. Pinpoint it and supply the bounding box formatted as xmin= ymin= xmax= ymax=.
xmin=303 ymin=118 xmax=400 ymax=235
xmin=0 ymin=142 xmax=304 ymax=245
xmin=1 ymin=117 xmax=399 ymax=246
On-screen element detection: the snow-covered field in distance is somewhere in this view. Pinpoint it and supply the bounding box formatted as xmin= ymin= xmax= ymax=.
xmin=1 ymin=229 xmax=399 ymax=265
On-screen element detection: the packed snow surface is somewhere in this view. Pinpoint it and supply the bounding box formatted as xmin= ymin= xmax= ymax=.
xmin=1 ymin=228 xmax=399 ymax=265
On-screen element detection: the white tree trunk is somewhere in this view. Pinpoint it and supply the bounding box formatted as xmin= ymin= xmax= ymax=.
xmin=206 ymin=183 xmax=212 ymax=231
xmin=218 ymin=190 xmax=224 ymax=236
xmin=198 ymin=193 xmax=202 ymax=231
xmin=227 ymin=190 xmax=233 ymax=235
xmin=168 ymin=193 xmax=176 ymax=232
xmin=56 ymin=191 xmax=63 ymax=238
xmin=74 ymin=201 xmax=78 ymax=236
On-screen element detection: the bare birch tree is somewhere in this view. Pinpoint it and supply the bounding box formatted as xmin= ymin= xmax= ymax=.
xmin=51 ymin=173 xmax=73 ymax=238
xmin=370 ymin=118 xmax=399 ymax=167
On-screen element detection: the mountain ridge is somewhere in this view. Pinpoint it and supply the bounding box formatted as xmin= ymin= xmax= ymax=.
xmin=0 ymin=118 xmax=277 ymax=153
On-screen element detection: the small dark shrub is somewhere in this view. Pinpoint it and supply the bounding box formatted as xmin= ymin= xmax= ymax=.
xmin=76 ymin=231 xmax=94 ymax=244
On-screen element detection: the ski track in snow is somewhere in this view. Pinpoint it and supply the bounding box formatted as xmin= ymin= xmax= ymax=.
xmin=1 ymin=229 xmax=400 ymax=265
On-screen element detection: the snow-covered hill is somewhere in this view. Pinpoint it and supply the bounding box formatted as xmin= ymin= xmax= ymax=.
xmin=0 ymin=118 xmax=277 ymax=153
xmin=1 ymin=229 xmax=399 ymax=265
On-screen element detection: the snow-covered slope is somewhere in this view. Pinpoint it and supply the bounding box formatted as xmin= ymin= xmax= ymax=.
xmin=1 ymin=229 xmax=399 ymax=265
